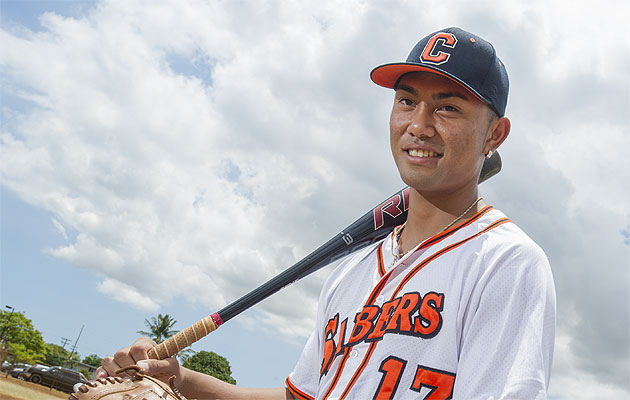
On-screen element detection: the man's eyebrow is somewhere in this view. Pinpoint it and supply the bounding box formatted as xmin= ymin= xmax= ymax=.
xmin=432 ymin=92 xmax=470 ymax=101
xmin=395 ymin=84 xmax=470 ymax=102
xmin=395 ymin=84 xmax=418 ymax=96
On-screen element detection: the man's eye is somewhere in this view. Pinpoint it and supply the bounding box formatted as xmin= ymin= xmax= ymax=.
xmin=439 ymin=105 xmax=458 ymax=112
xmin=399 ymin=98 xmax=414 ymax=106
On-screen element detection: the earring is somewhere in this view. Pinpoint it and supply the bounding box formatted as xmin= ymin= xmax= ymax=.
xmin=485 ymin=149 xmax=493 ymax=159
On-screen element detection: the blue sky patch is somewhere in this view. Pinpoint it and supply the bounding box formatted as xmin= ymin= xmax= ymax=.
xmin=0 ymin=0 xmax=97 ymax=32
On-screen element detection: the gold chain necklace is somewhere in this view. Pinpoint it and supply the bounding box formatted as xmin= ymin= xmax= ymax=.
xmin=391 ymin=196 xmax=483 ymax=266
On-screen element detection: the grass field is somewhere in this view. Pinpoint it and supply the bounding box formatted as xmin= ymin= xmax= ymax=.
xmin=0 ymin=375 xmax=67 ymax=400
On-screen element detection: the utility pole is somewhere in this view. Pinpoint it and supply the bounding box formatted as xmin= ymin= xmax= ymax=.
xmin=60 ymin=337 xmax=71 ymax=350
xmin=67 ymin=325 xmax=84 ymax=366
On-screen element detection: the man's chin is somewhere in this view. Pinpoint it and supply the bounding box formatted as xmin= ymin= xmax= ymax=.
xmin=400 ymin=172 xmax=477 ymax=197
xmin=399 ymin=174 xmax=441 ymax=192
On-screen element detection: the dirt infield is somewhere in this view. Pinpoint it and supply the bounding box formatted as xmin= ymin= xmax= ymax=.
xmin=0 ymin=375 xmax=67 ymax=400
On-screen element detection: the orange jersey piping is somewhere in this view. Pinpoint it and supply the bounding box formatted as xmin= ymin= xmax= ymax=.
xmin=377 ymin=206 xmax=493 ymax=279
xmin=286 ymin=376 xmax=315 ymax=400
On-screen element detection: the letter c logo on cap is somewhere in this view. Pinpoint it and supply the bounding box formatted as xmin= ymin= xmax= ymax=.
xmin=420 ymin=32 xmax=457 ymax=65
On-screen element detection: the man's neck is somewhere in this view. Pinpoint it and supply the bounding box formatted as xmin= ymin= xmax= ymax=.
xmin=398 ymin=186 xmax=484 ymax=254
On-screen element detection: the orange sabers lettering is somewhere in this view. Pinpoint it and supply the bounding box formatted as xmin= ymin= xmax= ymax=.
xmin=326 ymin=290 xmax=445 ymax=357
xmin=347 ymin=305 xmax=380 ymax=345
xmin=413 ymin=292 xmax=445 ymax=338
xmin=335 ymin=318 xmax=348 ymax=358
xmin=367 ymin=298 xmax=401 ymax=341
xmin=320 ymin=314 xmax=339 ymax=376
xmin=386 ymin=291 xmax=420 ymax=333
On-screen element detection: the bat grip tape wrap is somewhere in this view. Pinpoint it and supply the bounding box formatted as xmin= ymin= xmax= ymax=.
xmin=147 ymin=313 xmax=224 ymax=360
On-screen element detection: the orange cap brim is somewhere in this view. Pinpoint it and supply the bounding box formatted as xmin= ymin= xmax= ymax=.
xmin=370 ymin=63 xmax=486 ymax=104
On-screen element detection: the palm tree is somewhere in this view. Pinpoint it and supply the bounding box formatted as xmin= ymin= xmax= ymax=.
xmin=137 ymin=314 xmax=178 ymax=343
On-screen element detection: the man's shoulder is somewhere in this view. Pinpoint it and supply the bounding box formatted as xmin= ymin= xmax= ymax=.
xmin=479 ymin=207 xmax=550 ymax=265
xmin=471 ymin=208 xmax=555 ymax=297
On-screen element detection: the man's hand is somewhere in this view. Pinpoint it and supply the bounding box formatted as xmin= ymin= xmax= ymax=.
xmin=93 ymin=336 xmax=295 ymax=400
xmin=96 ymin=337 xmax=183 ymax=386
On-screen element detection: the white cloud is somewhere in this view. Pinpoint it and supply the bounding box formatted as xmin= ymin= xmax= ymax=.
xmin=549 ymin=333 xmax=630 ymax=400
xmin=51 ymin=217 xmax=68 ymax=241
xmin=98 ymin=278 xmax=159 ymax=313
xmin=1 ymin=0 xmax=628 ymax=397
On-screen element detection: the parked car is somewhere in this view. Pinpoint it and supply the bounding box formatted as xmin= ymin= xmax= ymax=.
xmin=10 ymin=365 xmax=31 ymax=378
xmin=0 ymin=361 xmax=10 ymax=372
xmin=20 ymin=363 xmax=46 ymax=373
xmin=22 ymin=365 xmax=87 ymax=393
xmin=14 ymin=364 xmax=45 ymax=379
xmin=2 ymin=362 xmax=30 ymax=373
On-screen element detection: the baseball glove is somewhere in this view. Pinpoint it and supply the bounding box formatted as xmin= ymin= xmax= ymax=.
xmin=68 ymin=365 xmax=187 ymax=400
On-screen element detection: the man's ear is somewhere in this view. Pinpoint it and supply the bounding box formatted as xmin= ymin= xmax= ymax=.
xmin=484 ymin=116 xmax=510 ymax=154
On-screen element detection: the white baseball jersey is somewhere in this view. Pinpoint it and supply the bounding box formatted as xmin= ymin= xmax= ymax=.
xmin=286 ymin=206 xmax=556 ymax=400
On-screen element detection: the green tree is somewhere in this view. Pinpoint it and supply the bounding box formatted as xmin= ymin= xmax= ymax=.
xmin=176 ymin=348 xmax=195 ymax=364
xmin=0 ymin=310 xmax=46 ymax=363
xmin=137 ymin=314 xmax=178 ymax=343
xmin=44 ymin=343 xmax=79 ymax=366
xmin=137 ymin=314 xmax=193 ymax=362
xmin=82 ymin=354 xmax=103 ymax=367
xmin=79 ymin=368 xmax=92 ymax=379
xmin=182 ymin=351 xmax=236 ymax=384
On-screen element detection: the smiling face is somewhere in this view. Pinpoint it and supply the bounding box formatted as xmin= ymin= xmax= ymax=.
xmin=390 ymin=72 xmax=509 ymax=198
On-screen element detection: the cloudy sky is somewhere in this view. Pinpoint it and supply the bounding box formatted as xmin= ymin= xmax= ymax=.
xmin=1 ymin=0 xmax=628 ymax=398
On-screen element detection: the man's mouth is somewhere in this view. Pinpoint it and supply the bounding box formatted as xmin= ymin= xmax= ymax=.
xmin=407 ymin=149 xmax=442 ymax=158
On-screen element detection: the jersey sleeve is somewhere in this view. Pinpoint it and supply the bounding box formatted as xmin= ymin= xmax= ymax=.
xmin=453 ymin=236 xmax=556 ymax=399
xmin=286 ymin=328 xmax=320 ymax=400
xmin=285 ymin=259 xmax=339 ymax=400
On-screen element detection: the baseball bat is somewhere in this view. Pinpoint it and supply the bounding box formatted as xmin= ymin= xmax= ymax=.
xmin=148 ymin=151 xmax=502 ymax=359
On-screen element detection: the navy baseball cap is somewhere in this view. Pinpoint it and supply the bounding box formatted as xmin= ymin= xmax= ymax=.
xmin=371 ymin=27 xmax=509 ymax=116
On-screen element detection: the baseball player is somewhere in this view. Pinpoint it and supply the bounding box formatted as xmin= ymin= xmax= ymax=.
xmin=97 ymin=27 xmax=556 ymax=400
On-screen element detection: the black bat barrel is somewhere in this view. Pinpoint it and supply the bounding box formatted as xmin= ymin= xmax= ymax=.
xmin=217 ymin=187 xmax=410 ymax=322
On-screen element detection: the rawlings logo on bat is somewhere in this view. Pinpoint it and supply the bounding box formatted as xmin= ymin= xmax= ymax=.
xmin=372 ymin=187 xmax=410 ymax=230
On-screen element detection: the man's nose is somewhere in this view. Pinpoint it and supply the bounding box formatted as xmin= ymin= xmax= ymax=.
xmin=407 ymin=104 xmax=436 ymax=138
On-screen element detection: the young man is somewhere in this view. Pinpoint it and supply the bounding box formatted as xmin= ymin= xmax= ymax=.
xmin=97 ymin=27 xmax=556 ymax=400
